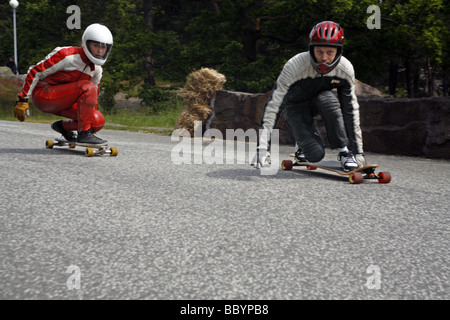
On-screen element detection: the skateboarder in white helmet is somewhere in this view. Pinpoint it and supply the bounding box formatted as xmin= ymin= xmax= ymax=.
xmin=14 ymin=23 xmax=113 ymax=145
xmin=252 ymin=21 xmax=366 ymax=171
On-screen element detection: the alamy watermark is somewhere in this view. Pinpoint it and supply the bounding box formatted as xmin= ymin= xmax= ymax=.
xmin=66 ymin=265 xmax=81 ymax=290
xmin=366 ymin=264 xmax=381 ymax=290
xmin=66 ymin=5 xmax=81 ymax=30
xmin=66 ymin=5 xmax=380 ymax=31
xmin=366 ymin=5 xmax=381 ymax=29
xmin=171 ymin=121 xmax=279 ymax=175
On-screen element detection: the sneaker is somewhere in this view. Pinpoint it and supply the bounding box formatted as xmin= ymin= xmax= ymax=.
xmin=295 ymin=148 xmax=307 ymax=163
xmin=338 ymin=151 xmax=358 ymax=171
xmin=293 ymin=142 xmax=307 ymax=163
xmin=77 ymin=129 xmax=108 ymax=146
xmin=51 ymin=120 xmax=77 ymax=142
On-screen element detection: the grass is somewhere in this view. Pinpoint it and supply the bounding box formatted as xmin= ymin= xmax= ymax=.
xmin=101 ymin=98 xmax=184 ymax=135
xmin=0 ymin=79 xmax=184 ymax=135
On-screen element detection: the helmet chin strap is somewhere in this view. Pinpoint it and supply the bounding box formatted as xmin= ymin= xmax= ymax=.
xmin=312 ymin=53 xmax=341 ymax=75
xmin=318 ymin=63 xmax=330 ymax=74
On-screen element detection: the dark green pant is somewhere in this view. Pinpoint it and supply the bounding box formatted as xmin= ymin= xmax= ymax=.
xmin=284 ymin=90 xmax=348 ymax=162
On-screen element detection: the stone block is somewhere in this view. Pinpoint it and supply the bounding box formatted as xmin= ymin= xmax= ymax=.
xmin=211 ymin=90 xmax=450 ymax=159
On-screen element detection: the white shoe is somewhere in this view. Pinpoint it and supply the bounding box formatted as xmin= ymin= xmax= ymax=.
xmin=338 ymin=151 xmax=358 ymax=171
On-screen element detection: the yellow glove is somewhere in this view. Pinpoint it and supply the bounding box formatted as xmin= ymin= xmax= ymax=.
xmin=14 ymin=100 xmax=29 ymax=122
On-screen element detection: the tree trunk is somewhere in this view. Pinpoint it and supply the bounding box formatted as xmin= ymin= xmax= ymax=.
xmin=239 ymin=8 xmax=259 ymax=62
xmin=389 ymin=61 xmax=397 ymax=96
xmin=143 ymin=0 xmax=156 ymax=85
xmin=443 ymin=71 xmax=449 ymax=96
xmin=414 ymin=67 xmax=420 ymax=97
xmin=426 ymin=58 xmax=436 ymax=97
xmin=210 ymin=0 xmax=220 ymax=13
xmin=405 ymin=51 xmax=414 ymax=98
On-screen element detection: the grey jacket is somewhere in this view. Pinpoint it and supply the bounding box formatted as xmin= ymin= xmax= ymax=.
xmin=260 ymin=52 xmax=364 ymax=154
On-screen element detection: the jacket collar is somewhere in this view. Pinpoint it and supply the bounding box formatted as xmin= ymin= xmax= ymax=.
xmin=79 ymin=47 xmax=96 ymax=70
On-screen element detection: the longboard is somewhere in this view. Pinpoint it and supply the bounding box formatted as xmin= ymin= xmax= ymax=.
xmin=281 ymin=159 xmax=391 ymax=184
xmin=45 ymin=137 xmax=118 ymax=157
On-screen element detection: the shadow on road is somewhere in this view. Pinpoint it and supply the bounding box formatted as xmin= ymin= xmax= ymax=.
xmin=206 ymin=167 xmax=304 ymax=181
xmin=0 ymin=147 xmax=84 ymax=156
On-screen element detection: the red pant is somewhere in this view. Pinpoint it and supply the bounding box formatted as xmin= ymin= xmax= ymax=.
xmin=32 ymin=80 xmax=105 ymax=132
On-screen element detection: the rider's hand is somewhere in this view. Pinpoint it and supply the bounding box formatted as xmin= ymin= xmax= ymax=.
xmin=14 ymin=98 xmax=29 ymax=122
xmin=251 ymin=148 xmax=271 ymax=167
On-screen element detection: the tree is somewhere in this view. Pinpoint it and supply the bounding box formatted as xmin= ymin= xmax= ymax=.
xmin=376 ymin=0 xmax=448 ymax=97
xmin=1 ymin=0 xmax=448 ymax=100
xmin=143 ymin=0 xmax=155 ymax=85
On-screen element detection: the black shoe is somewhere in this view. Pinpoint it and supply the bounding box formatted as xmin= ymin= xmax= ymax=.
xmin=77 ymin=129 xmax=108 ymax=145
xmin=295 ymin=150 xmax=306 ymax=163
xmin=51 ymin=120 xmax=77 ymax=142
xmin=294 ymin=146 xmax=307 ymax=163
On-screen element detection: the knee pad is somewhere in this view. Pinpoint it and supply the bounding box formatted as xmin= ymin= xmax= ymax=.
xmin=304 ymin=145 xmax=325 ymax=163
xmin=316 ymin=91 xmax=340 ymax=115
xmin=91 ymin=110 xmax=105 ymax=132
xmin=301 ymin=135 xmax=325 ymax=163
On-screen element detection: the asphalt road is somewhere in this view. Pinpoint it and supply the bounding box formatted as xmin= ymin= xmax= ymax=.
xmin=1 ymin=120 xmax=449 ymax=301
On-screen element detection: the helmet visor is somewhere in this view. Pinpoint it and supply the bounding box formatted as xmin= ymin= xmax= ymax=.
xmin=86 ymin=40 xmax=112 ymax=61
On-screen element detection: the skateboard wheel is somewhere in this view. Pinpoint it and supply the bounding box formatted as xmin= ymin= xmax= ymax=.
xmin=85 ymin=147 xmax=95 ymax=157
xmin=45 ymin=140 xmax=54 ymax=149
xmin=306 ymin=165 xmax=317 ymax=170
xmin=378 ymin=172 xmax=391 ymax=184
xmin=110 ymin=147 xmax=118 ymax=157
xmin=281 ymin=160 xmax=293 ymax=170
xmin=69 ymin=144 xmax=76 ymax=149
xmin=349 ymin=172 xmax=363 ymax=184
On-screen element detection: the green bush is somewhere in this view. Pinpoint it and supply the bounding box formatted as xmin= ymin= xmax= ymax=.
xmin=138 ymin=84 xmax=176 ymax=114
xmin=99 ymin=81 xmax=120 ymax=114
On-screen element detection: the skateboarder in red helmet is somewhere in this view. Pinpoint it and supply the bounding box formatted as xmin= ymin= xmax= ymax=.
xmin=252 ymin=21 xmax=366 ymax=171
xmin=13 ymin=23 xmax=113 ymax=145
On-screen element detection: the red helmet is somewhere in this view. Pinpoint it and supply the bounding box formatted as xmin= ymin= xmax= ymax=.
xmin=309 ymin=21 xmax=344 ymax=75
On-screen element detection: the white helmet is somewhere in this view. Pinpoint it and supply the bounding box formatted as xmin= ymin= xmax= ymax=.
xmin=82 ymin=23 xmax=113 ymax=66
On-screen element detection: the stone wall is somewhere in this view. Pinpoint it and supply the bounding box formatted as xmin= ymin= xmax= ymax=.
xmin=210 ymin=90 xmax=450 ymax=159
xmin=358 ymin=97 xmax=450 ymax=159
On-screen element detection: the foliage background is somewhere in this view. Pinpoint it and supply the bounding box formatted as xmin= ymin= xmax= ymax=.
xmin=0 ymin=0 xmax=448 ymax=112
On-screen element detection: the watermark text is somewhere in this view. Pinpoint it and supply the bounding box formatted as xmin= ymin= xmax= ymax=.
xmin=366 ymin=264 xmax=381 ymax=290
xmin=66 ymin=5 xmax=81 ymax=30
xmin=367 ymin=5 xmax=381 ymax=29
xmin=171 ymin=121 xmax=279 ymax=175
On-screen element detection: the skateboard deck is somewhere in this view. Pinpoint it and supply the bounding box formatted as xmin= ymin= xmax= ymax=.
xmin=281 ymin=159 xmax=391 ymax=184
xmin=45 ymin=137 xmax=118 ymax=157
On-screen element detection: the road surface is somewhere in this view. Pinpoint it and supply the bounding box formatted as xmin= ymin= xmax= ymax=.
xmin=1 ymin=120 xmax=449 ymax=301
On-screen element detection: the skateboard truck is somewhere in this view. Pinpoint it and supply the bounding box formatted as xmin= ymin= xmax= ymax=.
xmin=348 ymin=166 xmax=391 ymax=184
xmin=45 ymin=138 xmax=118 ymax=157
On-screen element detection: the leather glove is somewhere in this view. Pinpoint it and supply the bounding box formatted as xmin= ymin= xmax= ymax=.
xmin=251 ymin=148 xmax=271 ymax=168
xmin=14 ymin=98 xmax=29 ymax=122
xmin=355 ymin=154 xmax=367 ymax=168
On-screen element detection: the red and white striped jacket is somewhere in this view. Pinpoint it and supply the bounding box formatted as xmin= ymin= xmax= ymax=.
xmin=19 ymin=46 xmax=102 ymax=99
